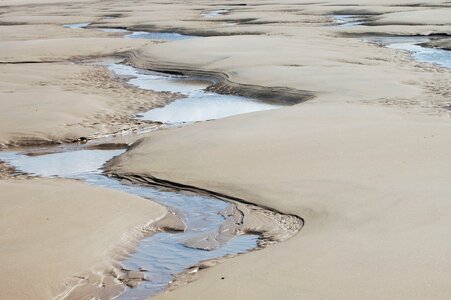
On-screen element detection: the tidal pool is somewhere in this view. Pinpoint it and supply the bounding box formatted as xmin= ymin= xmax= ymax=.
xmin=108 ymin=64 xmax=282 ymax=124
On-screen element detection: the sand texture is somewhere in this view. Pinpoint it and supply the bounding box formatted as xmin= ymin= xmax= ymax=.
xmin=2 ymin=0 xmax=451 ymax=299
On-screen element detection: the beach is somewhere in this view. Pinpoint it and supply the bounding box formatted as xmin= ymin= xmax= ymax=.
xmin=1 ymin=0 xmax=451 ymax=299
xmin=0 ymin=178 xmax=168 ymax=299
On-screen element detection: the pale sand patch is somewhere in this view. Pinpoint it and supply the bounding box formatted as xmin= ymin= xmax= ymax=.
xmin=109 ymin=101 xmax=451 ymax=299
xmin=0 ymin=178 xmax=168 ymax=300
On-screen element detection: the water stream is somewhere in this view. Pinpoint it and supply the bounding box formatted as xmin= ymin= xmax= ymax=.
xmin=331 ymin=15 xmax=451 ymax=70
xmin=1 ymin=22 xmax=293 ymax=299
xmin=0 ymin=149 xmax=259 ymax=299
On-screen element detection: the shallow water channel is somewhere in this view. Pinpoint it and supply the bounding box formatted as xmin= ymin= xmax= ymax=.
xmin=331 ymin=15 xmax=451 ymax=70
xmin=1 ymin=24 xmax=289 ymax=299
xmin=364 ymin=36 xmax=451 ymax=70
xmin=0 ymin=149 xmax=259 ymax=299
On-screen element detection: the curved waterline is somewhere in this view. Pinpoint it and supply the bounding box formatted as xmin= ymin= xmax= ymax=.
xmin=0 ymin=23 xmax=304 ymax=299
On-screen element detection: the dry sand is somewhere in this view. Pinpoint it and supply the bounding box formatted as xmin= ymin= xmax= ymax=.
xmin=0 ymin=178 xmax=168 ymax=299
xmin=2 ymin=0 xmax=451 ymax=299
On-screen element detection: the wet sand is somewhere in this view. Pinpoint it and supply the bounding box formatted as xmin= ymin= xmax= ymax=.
xmin=2 ymin=0 xmax=451 ymax=299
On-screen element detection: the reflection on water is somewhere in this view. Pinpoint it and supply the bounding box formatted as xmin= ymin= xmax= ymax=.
xmin=108 ymin=64 xmax=282 ymax=123
xmin=0 ymin=149 xmax=259 ymax=298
